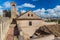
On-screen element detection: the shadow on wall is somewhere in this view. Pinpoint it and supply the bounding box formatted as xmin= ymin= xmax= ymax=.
xmin=14 ymin=25 xmax=20 ymax=38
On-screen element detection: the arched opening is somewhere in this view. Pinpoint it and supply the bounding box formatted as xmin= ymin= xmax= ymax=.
xmin=28 ymin=14 xmax=30 ymax=16
xmin=31 ymin=14 xmax=33 ymax=17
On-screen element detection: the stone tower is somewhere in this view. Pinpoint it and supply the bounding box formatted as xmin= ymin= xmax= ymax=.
xmin=11 ymin=2 xmax=18 ymax=19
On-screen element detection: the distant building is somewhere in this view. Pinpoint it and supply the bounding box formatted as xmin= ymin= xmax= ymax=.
xmin=3 ymin=10 xmax=11 ymax=18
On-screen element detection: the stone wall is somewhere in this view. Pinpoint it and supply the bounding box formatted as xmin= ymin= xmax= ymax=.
xmin=17 ymin=20 xmax=45 ymax=28
xmin=0 ymin=17 xmax=12 ymax=40
xmin=0 ymin=22 xmax=2 ymax=40
xmin=17 ymin=20 xmax=46 ymax=39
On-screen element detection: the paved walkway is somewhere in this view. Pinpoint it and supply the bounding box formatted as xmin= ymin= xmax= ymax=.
xmin=5 ymin=25 xmax=15 ymax=40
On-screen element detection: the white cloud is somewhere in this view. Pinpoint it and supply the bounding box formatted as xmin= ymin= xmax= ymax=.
xmin=49 ymin=5 xmax=60 ymax=17
xmin=33 ymin=9 xmax=41 ymax=12
xmin=0 ymin=9 xmax=3 ymax=15
xmin=47 ymin=9 xmax=55 ymax=13
xmin=46 ymin=9 xmax=57 ymax=17
xmin=41 ymin=8 xmax=45 ymax=13
xmin=0 ymin=6 xmax=3 ymax=15
xmin=33 ymin=8 xmax=45 ymax=13
xmin=33 ymin=5 xmax=60 ymax=17
xmin=54 ymin=5 xmax=60 ymax=11
xmin=20 ymin=10 xmax=26 ymax=13
xmin=17 ymin=3 xmax=35 ymax=8
xmin=0 ymin=6 xmax=3 ymax=9
xmin=0 ymin=1 xmax=11 ymax=15
xmin=3 ymin=1 xmax=11 ymax=8
xmin=33 ymin=8 xmax=47 ymax=17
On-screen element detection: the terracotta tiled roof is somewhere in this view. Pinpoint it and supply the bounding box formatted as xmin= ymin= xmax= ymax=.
xmin=33 ymin=24 xmax=60 ymax=38
xmin=45 ymin=24 xmax=60 ymax=37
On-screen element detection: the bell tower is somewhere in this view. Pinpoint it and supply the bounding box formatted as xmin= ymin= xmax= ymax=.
xmin=11 ymin=2 xmax=18 ymax=19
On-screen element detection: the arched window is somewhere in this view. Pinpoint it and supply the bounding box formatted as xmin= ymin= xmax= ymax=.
xmin=29 ymin=21 xmax=32 ymax=26
xmin=28 ymin=14 xmax=30 ymax=16
xmin=31 ymin=14 xmax=33 ymax=17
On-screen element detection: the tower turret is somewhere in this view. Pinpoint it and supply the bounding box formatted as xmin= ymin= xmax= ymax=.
xmin=11 ymin=2 xmax=18 ymax=19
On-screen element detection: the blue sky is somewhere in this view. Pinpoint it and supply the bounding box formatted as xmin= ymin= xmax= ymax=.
xmin=0 ymin=0 xmax=60 ymax=17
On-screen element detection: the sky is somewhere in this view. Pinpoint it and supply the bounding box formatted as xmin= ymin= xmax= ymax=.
xmin=0 ymin=0 xmax=60 ymax=17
